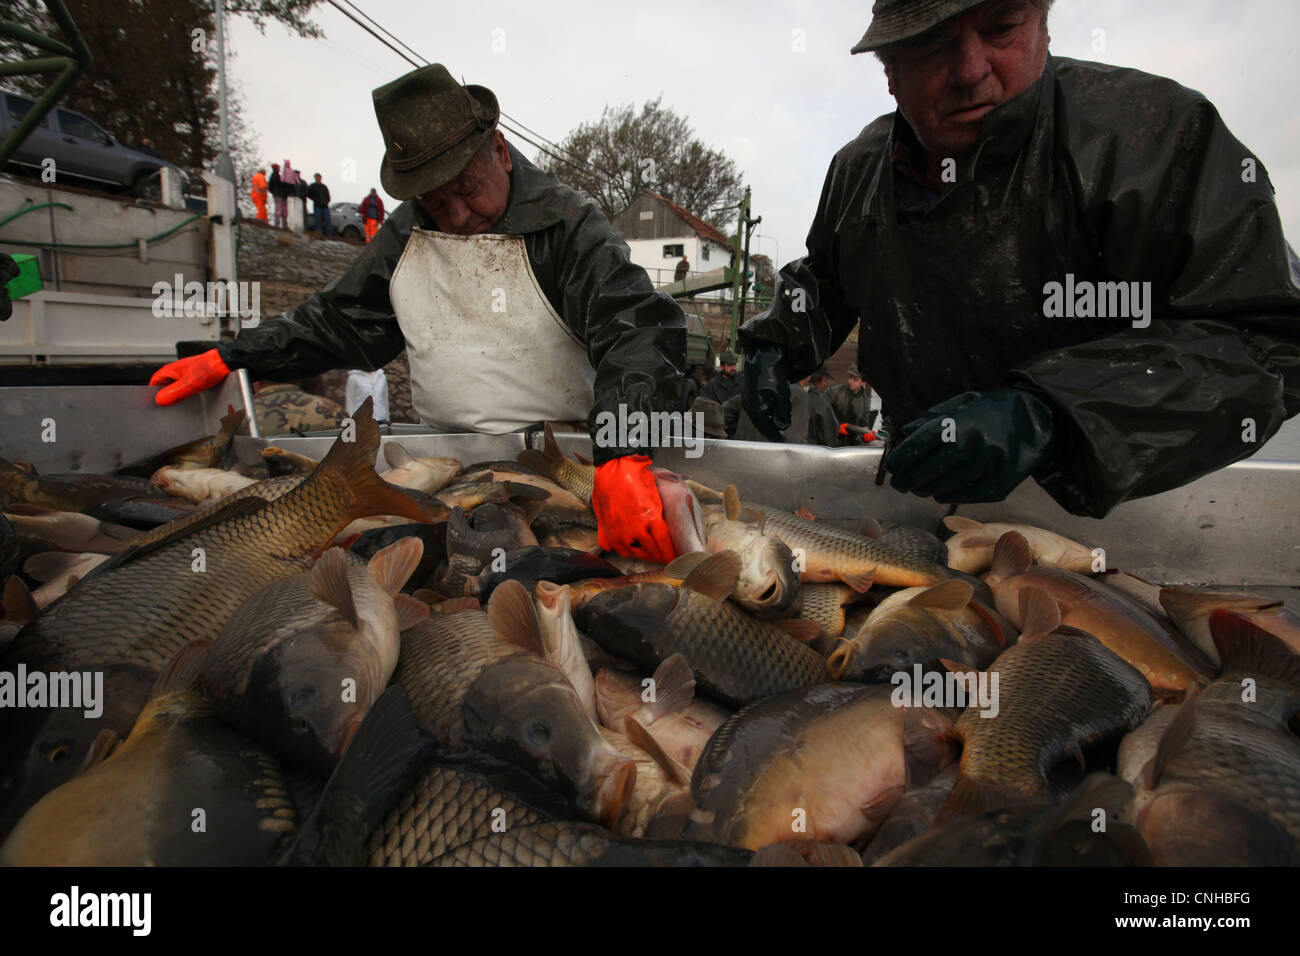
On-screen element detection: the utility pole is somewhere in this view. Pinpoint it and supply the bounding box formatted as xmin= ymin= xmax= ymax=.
xmin=727 ymin=186 xmax=761 ymax=353
xmin=213 ymin=0 xmax=235 ymax=183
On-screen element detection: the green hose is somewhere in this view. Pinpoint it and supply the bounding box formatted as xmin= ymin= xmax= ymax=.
xmin=0 ymin=211 xmax=206 ymax=250
xmin=0 ymin=201 xmax=74 ymax=227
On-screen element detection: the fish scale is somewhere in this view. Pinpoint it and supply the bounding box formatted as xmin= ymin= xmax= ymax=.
xmin=948 ymin=631 xmax=1152 ymax=810
xmin=367 ymin=761 xmax=549 ymax=866
xmin=391 ymin=610 xmax=523 ymax=744
xmin=752 ymin=505 xmax=949 ymax=588
xmin=576 ymin=584 xmax=830 ymax=708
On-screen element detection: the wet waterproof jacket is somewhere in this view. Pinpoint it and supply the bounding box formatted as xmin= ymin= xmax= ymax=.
xmin=700 ymin=370 xmax=741 ymax=405
xmin=739 ymin=55 xmax=1300 ymax=517
xmin=215 ymin=144 xmax=686 ymax=463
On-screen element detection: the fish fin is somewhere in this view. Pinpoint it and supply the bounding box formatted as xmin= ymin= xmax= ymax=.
xmin=939 ymin=658 xmax=979 ymax=679
xmin=680 ymin=550 xmax=741 ymax=601
xmin=4 ymin=502 xmax=57 ymax=516
xmin=624 ymin=715 xmax=690 ymax=787
xmin=645 ymin=653 xmax=696 ymax=720
xmin=382 ymin=442 xmax=415 ymax=470
xmin=645 ymin=791 xmax=696 ymax=840
xmin=574 ymin=452 xmax=594 ymax=467
xmin=738 ymin=506 xmax=767 ymax=529
xmin=310 ymin=548 xmax=358 ymax=626
xmin=502 ymin=480 xmax=550 ymax=502
xmin=316 ymin=400 xmax=431 ymax=528
xmin=393 ymin=594 xmax=431 ymax=631
xmin=78 ymin=728 xmax=119 ymax=773
xmin=429 ymin=596 xmax=481 ymax=613
xmin=685 ymin=478 xmax=723 ymax=502
xmin=150 ymin=639 xmax=212 ymax=698
xmin=93 ymin=495 xmax=268 ymax=573
xmin=937 ymin=774 xmax=1028 ymax=822
xmin=3 ymin=574 xmax=39 ymax=623
xmin=907 ymin=579 xmax=973 ymax=611
xmin=968 ymin=599 xmax=1010 ymax=646
xmin=367 ymin=537 xmax=425 ymax=595
xmin=988 ymin=530 xmax=1033 ymax=584
xmin=805 ymin=843 xmax=865 ymax=867
xmin=723 ymin=484 xmax=742 ymax=521
xmin=827 ymin=638 xmax=856 ymax=680
xmin=1018 ymin=586 xmax=1061 ymax=642
xmin=959 ymin=534 xmax=999 ymax=549
xmin=663 ymin=550 xmax=709 ymax=579
xmin=1210 ymin=609 xmax=1300 ymax=690
xmin=774 ymin=618 xmax=822 ymax=643
xmin=942 ymin=515 xmax=985 ymax=533
xmin=487 ymin=579 xmax=543 ymax=654
xmin=860 ymin=516 xmax=882 ymax=538
xmin=543 ymin=421 xmax=564 ymax=463
xmin=279 ymin=685 xmax=433 ymax=866
xmin=903 ymin=707 xmax=958 ymax=789
xmin=515 ymin=449 xmax=552 ymax=477
xmin=860 ymin=785 xmax=905 ymax=829
xmin=750 ymin=844 xmax=810 ymax=867
xmin=1143 ymin=685 xmax=1200 ymax=790
xmin=839 ymin=568 xmax=876 ymax=594
xmin=794 ymin=505 xmax=817 ymax=521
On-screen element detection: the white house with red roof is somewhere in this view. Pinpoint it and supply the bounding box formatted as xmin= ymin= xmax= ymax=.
xmin=609 ymin=190 xmax=737 ymax=294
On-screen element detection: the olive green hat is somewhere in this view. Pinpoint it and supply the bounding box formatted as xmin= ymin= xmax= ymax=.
xmin=851 ymin=0 xmax=992 ymax=54
xmin=373 ymin=64 xmax=499 ymax=201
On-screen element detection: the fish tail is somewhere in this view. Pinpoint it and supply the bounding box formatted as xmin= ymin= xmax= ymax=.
xmin=150 ymin=639 xmax=212 ymax=699
xmin=1210 ymin=610 xmax=1300 ymax=690
xmin=277 ymin=685 xmax=433 ymax=866
xmin=937 ymin=772 xmax=1035 ymax=823
xmin=316 ymin=400 xmax=431 ymax=526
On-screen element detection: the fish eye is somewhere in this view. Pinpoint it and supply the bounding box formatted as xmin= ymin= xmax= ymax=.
xmin=47 ymin=744 xmax=70 ymax=763
xmin=525 ymin=721 xmax=552 ymax=747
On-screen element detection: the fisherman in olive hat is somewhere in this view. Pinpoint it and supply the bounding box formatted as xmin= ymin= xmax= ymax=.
xmin=740 ymin=0 xmax=1300 ymax=516
xmin=827 ymin=365 xmax=882 ymax=445
xmin=150 ymin=64 xmax=690 ymax=563
xmin=701 ymin=349 xmax=741 ymax=404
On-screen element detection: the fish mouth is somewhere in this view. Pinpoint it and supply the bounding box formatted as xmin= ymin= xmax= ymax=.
xmin=827 ymin=640 xmax=855 ymax=680
xmin=534 ymin=580 xmax=564 ymax=611
xmin=592 ymin=757 xmax=638 ymax=830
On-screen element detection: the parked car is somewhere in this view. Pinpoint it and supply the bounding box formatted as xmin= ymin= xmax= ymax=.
xmin=0 ymin=92 xmax=182 ymax=199
xmin=305 ymin=201 xmax=363 ymax=240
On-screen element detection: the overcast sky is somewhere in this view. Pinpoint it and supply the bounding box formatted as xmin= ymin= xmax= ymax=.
xmin=228 ymin=0 xmax=1299 ymax=267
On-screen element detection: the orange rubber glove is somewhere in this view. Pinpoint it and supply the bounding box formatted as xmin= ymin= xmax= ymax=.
xmin=592 ymin=455 xmax=677 ymax=564
xmin=150 ymin=349 xmax=231 ymax=405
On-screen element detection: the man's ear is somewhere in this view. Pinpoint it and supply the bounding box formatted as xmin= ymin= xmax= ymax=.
xmin=495 ymin=130 xmax=512 ymax=174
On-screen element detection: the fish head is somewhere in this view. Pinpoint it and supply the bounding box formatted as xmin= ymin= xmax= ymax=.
xmin=463 ymin=656 xmax=636 ymax=826
xmin=572 ymin=585 xmax=680 ymax=665
xmin=593 ymin=667 xmax=641 ymax=728
xmin=733 ymin=536 xmax=800 ymax=617
xmin=833 ymin=612 xmax=963 ymax=682
xmin=653 ymin=468 xmax=708 ymax=555
xmin=0 ymin=662 xmax=153 ymax=842
xmin=242 ymin=623 xmax=378 ymax=774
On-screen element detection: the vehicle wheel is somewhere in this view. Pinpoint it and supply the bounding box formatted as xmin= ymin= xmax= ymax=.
xmin=129 ymin=170 xmax=162 ymax=201
xmin=342 ymin=225 xmax=362 ymax=241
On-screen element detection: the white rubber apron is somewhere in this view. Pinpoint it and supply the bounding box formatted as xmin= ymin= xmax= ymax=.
xmin=389 ymin=229 xmax=596 ymax=432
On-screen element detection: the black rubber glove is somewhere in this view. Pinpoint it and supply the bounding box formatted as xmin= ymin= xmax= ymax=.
xmin=742 ymin=344 xmax=792 ymax=442
xmin=884 ymin=387 xmax=1059 ymax=503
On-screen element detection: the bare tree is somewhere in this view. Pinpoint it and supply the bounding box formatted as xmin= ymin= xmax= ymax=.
xmin=536 ymin=97 xmax=745 ymax=230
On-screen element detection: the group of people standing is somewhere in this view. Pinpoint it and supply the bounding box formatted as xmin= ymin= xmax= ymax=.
xmin=249 ymin=164 xmax=385 ymax=243
xmin=690 ymin=351 xmax=881 ymax=447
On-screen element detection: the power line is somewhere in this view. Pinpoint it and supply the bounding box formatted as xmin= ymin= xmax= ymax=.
xmin=325 ymin=0 xmax=622 ymax=187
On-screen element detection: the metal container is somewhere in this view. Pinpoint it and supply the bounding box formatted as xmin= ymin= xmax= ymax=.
xmin=1 ymin=384 xmax=1295 ymax=587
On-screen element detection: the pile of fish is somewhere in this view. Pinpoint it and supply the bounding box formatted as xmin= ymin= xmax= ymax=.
xmin=0 ymin=413 xmax=1297 ymax=867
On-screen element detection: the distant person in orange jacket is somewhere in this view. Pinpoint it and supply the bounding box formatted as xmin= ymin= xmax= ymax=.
xmin=250 ymin=168 xmax=268 ymax=221
xmin=360 ymin=188 xmax=385 ymax=242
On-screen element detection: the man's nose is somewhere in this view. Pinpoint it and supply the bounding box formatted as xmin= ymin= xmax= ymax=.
xmin=443 ymin=197 xmax=472 ymax=230
xmin=950 ymin=29 xmax=993 ymax=88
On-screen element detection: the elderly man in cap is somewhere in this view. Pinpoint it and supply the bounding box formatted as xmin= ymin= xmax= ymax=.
xmin=827 ymin=366 xmax=882 ymax=444
xmin=149 ymin=65 xmax=688 ymax=562
xmin=740 ymin=0 xmax=1300 ymax=516
xmin=701 ymin=350 xmax=741 ymax=404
